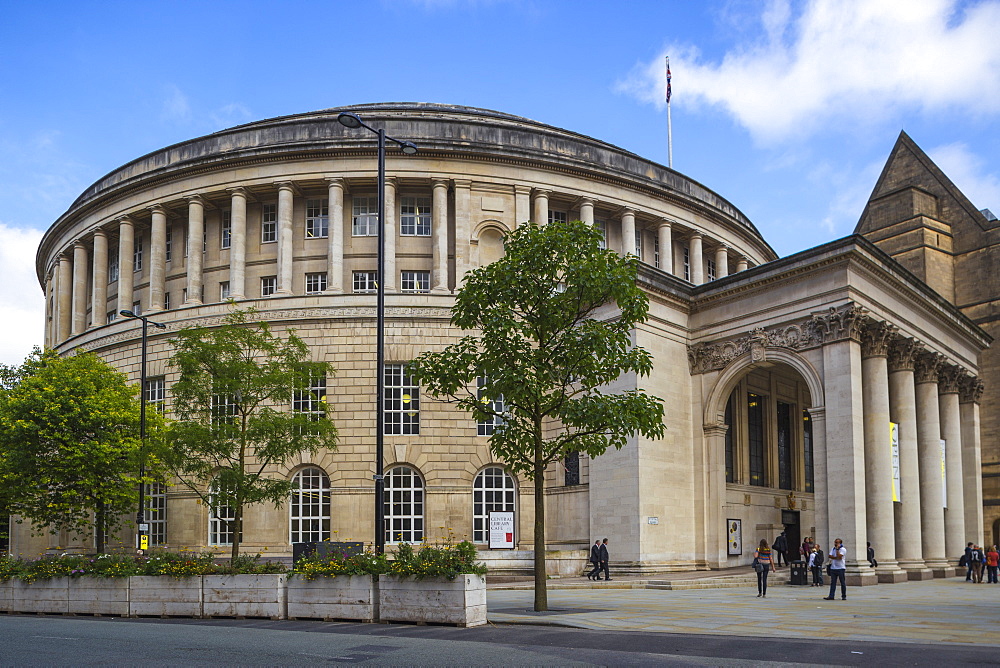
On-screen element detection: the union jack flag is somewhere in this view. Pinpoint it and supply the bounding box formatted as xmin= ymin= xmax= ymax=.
xmin=666 ymin=57 xmax=672 ymax=104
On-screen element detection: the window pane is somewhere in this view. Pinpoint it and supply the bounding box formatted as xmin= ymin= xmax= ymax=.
xmin=472 ymin=467 xmax=516 ymax=543
xmin=383 ymin=466 xmax=424 ymax=544
xmin=289 ymin=467 xmax=331 ymax=543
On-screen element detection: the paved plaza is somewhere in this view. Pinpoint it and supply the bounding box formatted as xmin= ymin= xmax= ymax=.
xmin=488 ymin=575 xmax=1000 ymax=647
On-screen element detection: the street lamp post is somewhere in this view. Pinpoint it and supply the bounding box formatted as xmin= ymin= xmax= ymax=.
xmin=337 ymin=111 xmax=417 ymax=554
xmin=120 ymin=309 xmax=167 ymax=551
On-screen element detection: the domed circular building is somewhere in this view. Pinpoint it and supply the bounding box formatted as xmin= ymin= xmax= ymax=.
xmin=27 ymin=104 xmax=989 ymax=581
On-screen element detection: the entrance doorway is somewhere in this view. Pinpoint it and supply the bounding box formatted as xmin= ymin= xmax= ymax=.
xmin=782 ymin=510 xmax=801 ymax=562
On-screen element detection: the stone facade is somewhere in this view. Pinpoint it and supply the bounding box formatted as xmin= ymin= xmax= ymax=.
xmin=19 ymin=105 xmax=990 ymax=581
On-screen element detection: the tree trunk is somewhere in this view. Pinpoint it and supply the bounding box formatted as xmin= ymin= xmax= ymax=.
xmin=95 ymin=501 xmax=106 ymax=554
xmin=231 ymin=504 xmax=242 ymax=561
xmin=533 ymin=457 xmax=547 ymax=612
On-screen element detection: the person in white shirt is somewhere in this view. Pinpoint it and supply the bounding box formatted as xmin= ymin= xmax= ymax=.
xmin=823 ymin=538 xmax=847 ymax=600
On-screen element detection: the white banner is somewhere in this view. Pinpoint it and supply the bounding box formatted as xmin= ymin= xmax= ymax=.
xmin=941 ymin=439 xmax=947 ymax=508
xmin=890 ymin=422 xmax=900 ymax=503
xmin=488 ymin=511 xmax=515 ymax=549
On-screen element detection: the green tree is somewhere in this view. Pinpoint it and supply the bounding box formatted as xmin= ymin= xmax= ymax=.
xmin=0 ymin=348 xmax=154 ymax=553
xmin=408 ymin=220 xmax=664 ymax=611
xmin=164 ymin=308 xmax=338 ymax=559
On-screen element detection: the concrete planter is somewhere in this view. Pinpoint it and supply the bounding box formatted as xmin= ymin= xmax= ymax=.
xmin=11 ymin=578 xmax=69 ymax=614
xmin=378 ymin=574 xmax=486 ymax=627
xmin=286 ymin=575 xmax=375 ymax=621
xmin=203 ymin=574 xmax=286 ymax=619
xmin=68 ymin=578 xmax=130 ymax=616
xmin=129 ymin=576 xmax=203 ymax=617
xmin=0 ymin=580 xmax=12 ymax=613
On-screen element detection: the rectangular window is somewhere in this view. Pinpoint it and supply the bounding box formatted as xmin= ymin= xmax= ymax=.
xmin=163 ymin=292 xmax=171 ymax=310
xmin=352 ymin=196 xmax=378 ymax=236
xmin=261 ymin=203 xmax=277 ymax=243
xmin=261 ymin=276 xmax=277 ymax=297
xmin=683 ymin=247 xmax=691 ymax=281
xmin=134 ymin=239 xmax=143 ymax=272
xmin=293 ymin=366 xmax=327 ymax=434
xmin=803 ymin=410 xmax=814 ymax=493
xmin=353 ymin=271 xmax=377 ymax=294
xmin=477 ymin=377 xmax=505 ymax=436
xmin=209 ymin=481 xmax=241 ymax=546
xmin=654 ymin=238 xmax=660 ymax=268
xmin=203 ymin=230 xmax=207 ymax=253
xmin=132 ymin=300 xmax=141 ymax=316
xmin=548 ymin=210 xmax=567 ymax=225
xmin=777 ymin=401 xmax=793 ymax=490
xmin=305 ymin=272 xmax=327 ymax=294
xmin=221 ymin=210 xmax=231 ymax=249
xmin=144 ymin=377 xmax=166 ymax=413
xmin=724 ymin=391 xmax=735 ymax=484
xmin=306 ymin=198 xmax=329 ymax=238
xmin=564 ymin=452 xmax=580 ymax=486
xmin=220 ymin=281 xmax=230 ymax=301
xmin=108 ymin=251 xmax=119 ymax=284
xmin=182 ymin=288 xmax=188 ymax=303
xmin=384 ymin=364 xmax=419 ymax=435
xmin=635 ymin=230 xmax=643 ymax=258
xmin=106 ymin=310 xmax=117 ymax=324
xmin=144 ymin=483 xmax=167 ymax=546
xmin=211 ymin=394 xmax=239 ymax=427
xmin=596 ymin=220 xmax=607 ymax=250
xmin=707 ymin=258 xmax=717 ymax=282
xmin=165 ymin=227 xmax=172 ymax=263
xmin=400 ymin=196 xmax=431 ymax=236
xmin=400 ymin=270 xmax=430 ymax=293
xmin=748 ymin=393 xmax=766 ymax=487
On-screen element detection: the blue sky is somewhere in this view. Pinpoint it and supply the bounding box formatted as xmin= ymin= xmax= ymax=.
xmin=2 ymin=0 xmax=999 ymax=366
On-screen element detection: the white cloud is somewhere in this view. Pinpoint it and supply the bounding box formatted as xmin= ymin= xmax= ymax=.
xmin=210 ymin=103 xmax=254 ymax=131
xmin=928 ymin=142 xmax=1000 ymax=214
xmin=616 ymin=0 xmax=1000 ymax=144
xmin=0 ymin=223 xmax=44 ymax=367
xmin=161 ymin=84 xmax=192 ymax=124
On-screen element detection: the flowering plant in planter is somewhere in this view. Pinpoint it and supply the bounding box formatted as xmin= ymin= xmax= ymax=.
xmin=292 ymin=549 xmax=389 ymax=580
xmin=389 ymin=540 xmax=487 ymax=580
xmin=0 ymin=550 xmax=288 ymax=581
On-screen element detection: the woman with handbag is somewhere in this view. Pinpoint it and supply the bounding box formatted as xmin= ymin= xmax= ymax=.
xmin=754 ymin=539 xmax=774 ymax=597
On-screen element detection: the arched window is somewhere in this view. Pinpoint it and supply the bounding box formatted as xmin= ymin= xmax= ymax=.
xmin=144 ymin=482 xmax=167 ymax=546
xmin=208 ymin=478 xmax=239 ymax=546
xmin=290 ymin=466 xmax=331 ymax=544
xmin=473 ymin=467 xmax=516 ymax=543
xmin=383 ymin=466 xmax=424 ymax=544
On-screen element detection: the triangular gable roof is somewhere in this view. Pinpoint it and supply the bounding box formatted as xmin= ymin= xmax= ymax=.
xmin=854 ymin=130 xmax=990 ymax=236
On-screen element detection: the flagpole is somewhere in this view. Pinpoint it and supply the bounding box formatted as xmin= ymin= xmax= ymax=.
xmin=666 ymin=56 xmax=673 ymax=169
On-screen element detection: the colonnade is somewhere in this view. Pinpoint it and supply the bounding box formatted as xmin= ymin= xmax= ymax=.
xmin=859 ymin=319 xmax=983 ymax=580
xmin=44 ymin=180 xmax=757 ymax=347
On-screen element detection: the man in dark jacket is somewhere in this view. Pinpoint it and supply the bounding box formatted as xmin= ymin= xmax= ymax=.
xmin=599 ymin=538 xmax=612 ymax=581
xmin=772 ymin=532 xmax=788 ymax=567
xmin=965 ymin=542 xmax=975 ymax=581
xmin=587 ymin=540 xmax=601 ymax=580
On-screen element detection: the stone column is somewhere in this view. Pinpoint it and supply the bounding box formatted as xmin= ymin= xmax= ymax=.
xmin=149 ymin=206 xmax=167 ymax=310
xmin=91 ymin=230 xmax=108 ymax=328
xmin=888 ymin=338 xmax=929 ymax=577
xmin=817 ymin=305 xmax=876 ymax=585
xmin=324 ymin=180 xmax=343 ymax=294
xmin=431 ymin=179 xmax=449 ymax=293
xmin=71 ymin=241 xmax=88 ymax=335
xmin=57 ymin=254 xmax=72 ymax=341
xmin=737 ymin=257 xmax=749 ymax=272
xmin=514 ymin=185 xmax=531 ymax=228
xmin=959 ymin=377 xmax=985 ymax=546
xmin=579 ymin=198 xmax=594 ymax=225
xmin=229 ymin=189 xmax=248 ymax=299
xmin=861 ymin=321 xmax=906 ymax=582
xmin=384 ymin=177 xmax=397 ymax=292
xmin=914 ymin=351 xmax=949 ymax=573
xmin=275 ymin=183 xmax=294 ymax=295
xmin=714 ymin=245 xmax=729 ymax=279
xmin=533 ymin=189 xmax=549 ymax=225
xmin=184 ymin=197 xmax=204 ymax=305
xmin=811 ymin=407 xmax=830 ymax=556
xmin=703 ymin=423 xmax=729 ymax=568
xmin=938 ymin=365 xmax=965 ymax=562
xmin=454 ymin=180 xmax=472 ymax=287
xmin=620 ymin=209 xmax=636 ymax=257
xmin=689 ymin=232 xmax=704 ymax=284
xmin=657 ymin=220 xmax=673 ymax=275
xmin=117 ymin=217 xmax=135 ymax=313
xmin=44 ymin=272 xmax=54 ymax=346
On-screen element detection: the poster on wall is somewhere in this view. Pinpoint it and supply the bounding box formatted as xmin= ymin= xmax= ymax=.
xmin=941 ymin=439 xmax=947 ymax=508
xmin=727 ymin=519 xmax=742 ymax=555
xmin=890 ymin=422 xmax=900 ymax=502
xmin=488 ymin=511 xmax=516 ymax=549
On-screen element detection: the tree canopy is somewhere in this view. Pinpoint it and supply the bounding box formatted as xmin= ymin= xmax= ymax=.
xmin=408 ymin=219 xmax=664 ymax=611
xmin=0 ymin=348 xmax=154 ymax=553
xmin=163 ymin=308 xmax=338 ymax=559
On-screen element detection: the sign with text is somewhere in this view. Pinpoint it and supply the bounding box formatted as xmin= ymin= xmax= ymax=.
xmin=890 ymin=422 xmax=900 ymax=502
xmin=488 ymin=511 xmax=515 ymax=549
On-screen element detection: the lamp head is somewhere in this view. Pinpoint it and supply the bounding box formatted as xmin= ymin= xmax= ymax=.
xmin=400 ymin=141 xmax=418 ymax=155
xmin=337 ymin=112 xmax=363 ymax=129
xmin=120 ymin=309 xmax=136 ymax=318
xmin=153 ymin=322 xmax=167 ymax=330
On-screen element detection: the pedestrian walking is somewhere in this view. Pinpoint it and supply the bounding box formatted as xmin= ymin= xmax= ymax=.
xmin=823 ymin=538 xmax=847 ymax=600
xmin=986 ymin=545 xmax=999 ymax=584
xmin=754 ymin=539 xmax=773 ymax=597
xmin=772 ymin=531 xmax=788 ymax=567
xmin=867 ymin=541 xmax=877 ymax=568
xmin=965 ymin=542 xmax=975 ymax=581
xmin=801 ymin=536 xmax=813 ymax=561
xmin=599 ymin=538 xmax=612 ymax=581
xmin=586 ymin=539 xmax=601 ymax=580
xmin=971 ymin=545 xmax=985 ymax=583
xmin=808 ymin=544 xmax=824 ymax=586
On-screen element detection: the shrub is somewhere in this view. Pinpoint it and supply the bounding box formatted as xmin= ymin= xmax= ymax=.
xmin=213 ymin=553 xmax=287 ymax=575
xmin=142 ymin=551 xmax=217 ymax=577
xmin=389 ymin=540 xmax=487 ymax=580
xmin=292 ymin=549 xmax=389 ymax=580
